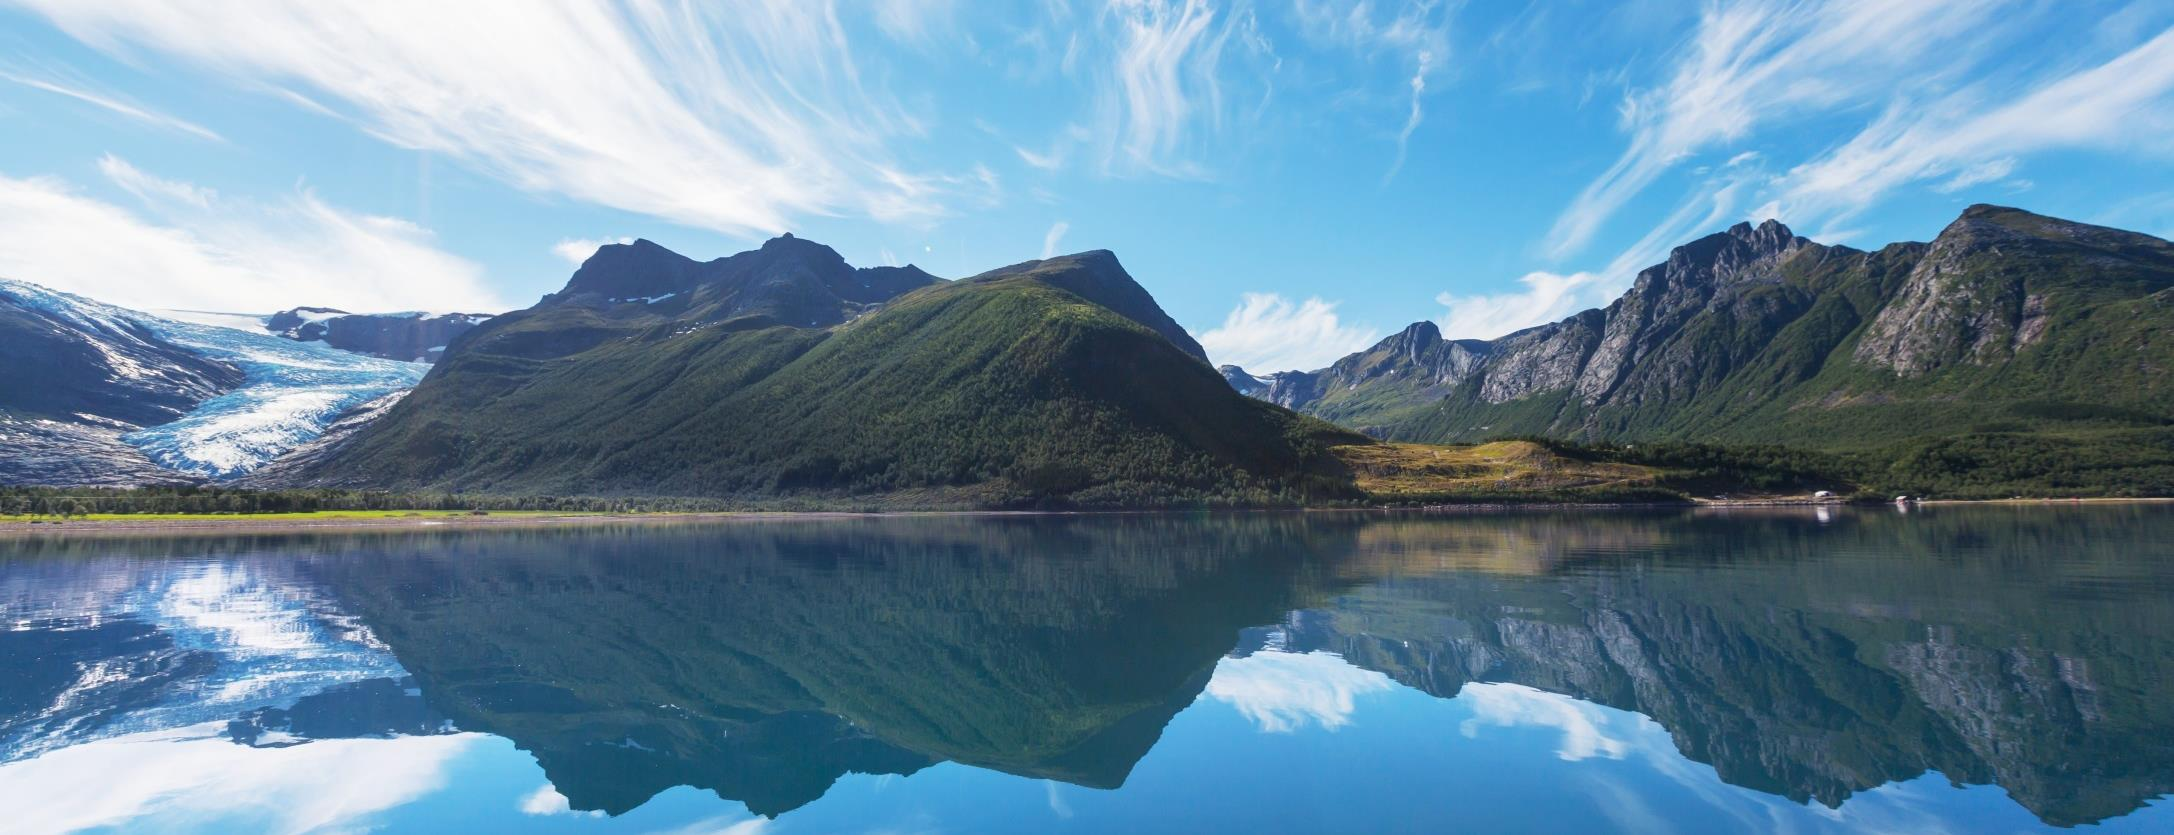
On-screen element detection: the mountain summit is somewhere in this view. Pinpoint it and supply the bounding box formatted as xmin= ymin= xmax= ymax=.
xmin=262 ymin=236 xmax=1355 ymax=504
xmin=557 ymin=234 xmax=940 ymax=329
xmin=1239 ymin=206 xmax=2173 ymax=454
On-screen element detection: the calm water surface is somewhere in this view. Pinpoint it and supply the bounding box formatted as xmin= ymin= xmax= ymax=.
xmin=2 ymin=506 xmax=2171 ymax=833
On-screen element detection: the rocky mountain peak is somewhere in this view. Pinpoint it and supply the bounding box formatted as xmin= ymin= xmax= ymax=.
xmin=1386 ymin=321 xmax=1444 ymax=361
xmin=1727 ymin=218 xmax=1801 ymax=255
xmin=561 ymin=238 xmax=699 ymax=299
xmin=757 ymin=232 xmax=850 ymax=268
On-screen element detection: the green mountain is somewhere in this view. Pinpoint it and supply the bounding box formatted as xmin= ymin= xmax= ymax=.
xmin=248 ymin=508 xmax=2174 ymax=826
xmin=261 ymin=235 xmax=1362 ymax=505
xmin=298 ymin=516 xmax=1341 ymax=816
xmin=1231 ymin=205 xmax=2174 ymax=495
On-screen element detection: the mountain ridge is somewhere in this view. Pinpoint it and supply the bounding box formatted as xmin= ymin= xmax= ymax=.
xmin=1234 ymin=205 xmax=2173 ymax=467
xmin=261 ymin=235 xmax=1357 ymax=505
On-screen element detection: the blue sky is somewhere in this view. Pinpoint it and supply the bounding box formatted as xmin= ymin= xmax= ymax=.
xmin=3 ymin=1 xmax=2174 ymax=373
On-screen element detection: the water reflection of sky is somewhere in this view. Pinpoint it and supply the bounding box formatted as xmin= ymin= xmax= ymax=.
xmin=3 ymin=630 xmax=2168 ymax=834
xmin=3 ymin=508 xmax=2172 ymax=834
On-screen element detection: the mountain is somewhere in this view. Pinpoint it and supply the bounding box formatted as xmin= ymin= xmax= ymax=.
xmin=295 ymin=518 xmax=1329 ymax=816
xmin=267 ymin=307 xmax=493 ymax=362
xmin=1272 ymin=509 xmax=2174 ymax=827
xmin=260 ymin=236 xmax=1361 ymax=505
xmin=1242 ymin=206 xmax=2174 ymax=471
xmin=0 ymin=279 xmax=426 ymax=485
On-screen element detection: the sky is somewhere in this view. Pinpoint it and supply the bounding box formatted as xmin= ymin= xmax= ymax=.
xmin=3 ymin=0 xmax=2174 ymax=374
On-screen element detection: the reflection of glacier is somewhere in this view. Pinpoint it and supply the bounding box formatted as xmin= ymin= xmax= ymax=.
xmin=0 ymin=558 xmax=413 ymax=763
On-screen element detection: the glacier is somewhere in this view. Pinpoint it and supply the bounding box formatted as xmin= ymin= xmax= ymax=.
xmin=5 ymin=279 xmax=424 ymax=480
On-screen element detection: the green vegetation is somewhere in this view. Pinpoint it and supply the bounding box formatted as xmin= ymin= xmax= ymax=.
xmin=1511 ymin=428 xmax=2174 ymax=500
xmin=1276 ymin=207 xmax=2174 ymax=499
xmin=0 ymin=485 xmax=737 ymax=521
xmin=288 ymin=251 xmax=1368 ymax=508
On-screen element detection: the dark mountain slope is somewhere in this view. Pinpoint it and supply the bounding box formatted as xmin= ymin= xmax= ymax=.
xmin=1249 ymin=206 xmax=2173 ymax=456
xmin=268 ymin=307 xmax=492 ymax=362
xmin=1 ymin=279 xmax=240 ymax=427
xmin=272 ymin=239 xmax=1361 ymax=505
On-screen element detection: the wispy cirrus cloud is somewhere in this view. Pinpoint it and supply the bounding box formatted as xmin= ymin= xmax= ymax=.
xmin=1768 ymin=27 xmax=2174 ymax=226
xmin=1092 ymin=0 xmax=1274 ymax=176
xmin=0 ymin=69 xmax=222 ymax=141
xmin=1439 ymin=165 xmax=1764 ymax=340
xmin=1040 ymin=220 xmax=1071 ymax=258
xmin=1197 ymin=292 xmax=1381 ymax=372
xmin=1290 ymin=0 xmax=1455 ymax=183
xmin=1476 ymin=1 xmax=2174 ymax=343
xmin=0 ymin=156 xmax=504 ymax=313
xmin=7 ymin=0 xmax=969 ymax=236
xmin=1544 ymin=0 xmax=2012 ymax=260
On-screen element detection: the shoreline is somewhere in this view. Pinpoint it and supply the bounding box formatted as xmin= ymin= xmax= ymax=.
xmin=3 ymin=496 xmax=2169 ymax=537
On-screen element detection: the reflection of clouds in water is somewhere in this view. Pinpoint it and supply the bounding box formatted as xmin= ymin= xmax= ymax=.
xmin=1460 ymin=683 xmax=2041 ymax=833
xmin=159 ymin=563 xmax=322 ymax=653
xmin=642 ymin=813 xmax=772 ymax=835
xmin=0 ymin=558 xmax=408 ymax=760
xmin=0 ymin=723 xmax=479 ymax=835
xmin=1458 ymin=682 xmax=1632 ymax=761
xmin=1206 ymin=651 xmax=1395 ymax=733
xmin=1045 ymin=780 xmax=1074 ymax=818
xmin=518 ymin=784 xmax=602 ymax=818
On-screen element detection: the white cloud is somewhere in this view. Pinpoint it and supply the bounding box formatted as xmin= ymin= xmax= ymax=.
xmin=1772 ymin=28 xmax=2174 ymax=223
xmin=1932 ymin=157 xmax=2017 ymax=193
xmin=97 ymin=154 xmax=214 ymax=208
xmin=1436 ymin=270 xmax=1604 ymax=341
xmin=1091 ymin=0 xmax=1272 ymax=176
xmin=1197 ymin=292 xmax=1382 ymax=372
xmin=12 ymin=0 xmax=966 ymax=235
xmin=871 ymin=0 xmax=960 ymax=51
xmin=518 ymin=784 xmax=603 ymax=818
xmin=0 ymin=159 xmax=504 ymax=313
xmin=1040 ymin=220 xmax=1070 ymax=258
xmin=0 ymin=70 xmax=223 ymax=141
xmin=1545 ymin=0 xmax=2010 ymax=260
xmin=0 ymin=724 xmax=479 ymax=835
xmin=1458 ymin=682 xmax=1632 ymax=761
xmin=1445 ymin=154 xmax=1770 ymax=340
xmin=1384 ymin=51 xmax=1432 ymax=184
xmin=644 ymin=814 xmax=772 ymax=835
xmin=552 ymin=236 xmax=633 ymax=266
xmin=1016 ymin=145 xmax=1064 ymax=171
xmin=1206 ymin=650 xmax=1396 ymax=733
xmin=1289 ymin=1 xmax=1455 ymax=183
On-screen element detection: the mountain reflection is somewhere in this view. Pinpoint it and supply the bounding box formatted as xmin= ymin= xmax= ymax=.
xmin=0 ymin=507 xmax=2170 ymax=827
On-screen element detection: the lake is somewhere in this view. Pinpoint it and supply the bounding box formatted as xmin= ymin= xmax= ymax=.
xmin=2 ymin=506 xmax=2170 ymax=833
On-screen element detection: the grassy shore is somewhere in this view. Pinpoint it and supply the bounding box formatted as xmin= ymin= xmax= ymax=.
xmin=27 ymin=509 xmax=591 ymax=522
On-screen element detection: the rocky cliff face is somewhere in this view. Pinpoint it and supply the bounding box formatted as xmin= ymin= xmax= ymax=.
xmin=1852 ymin=205 xmax=2173 ymax=375
xmin=1236 ymin=206 xmax=2174 ymax=449
xmin=269 ymin=308 xmax=491 ymax=362
xmin=553 ymin=232 xmax=941 ymax=330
